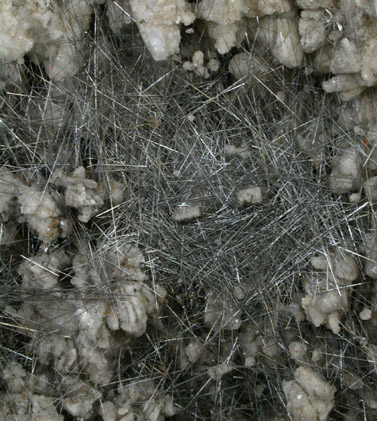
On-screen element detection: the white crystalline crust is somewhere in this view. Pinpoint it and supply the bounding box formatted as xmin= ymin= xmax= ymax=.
xmin=3 ymin=1 xmax=377 ymax=420
xmin=0 ymin=168 xmax=71 ymax=243
xmin=1 ymin=363 xmax=63 ymax=420
xmin=99 ymin=382 xmax=179 ymax=420
xmin=172 ymin=202 xmax=202 ymax=221
xmin=283 ymin=367 xmax=336 ymax=421
xmin=197 ymin=0 xmax=300 ymax=59
xmin=2 ymin=0 xmax=377 ymax=95
xmin=196 ymin=0 xmax=377 ymax=95
xmin=0 ymin=0 xmax=105 ymax=81
xmin=299 ymin=10 xmax=328 ymax=54
xmin=182 ymin=50 xmax=220 ymax=79
xmin=59 ymin=376 xmax=103 ymax=418
xmin=363 ymin=176 xmax=377 ymax=203
xmin=360 ymin=307 xmax=372 ymax=320
xmin=301 ymin=250 xmax=359 ymax=334
xmin=129 ymin=0 xmax=195 ymax=60
xmin=2 ymin=362 xmax=27 ymax=394
xmin=260 ymin=14 xmax=304 ymax=69
xmin=18 ymin=249 xmax=69 ymax=290
xmin=3 ymin=243 xmax=173 ymax=418
xmin=289 ymin=341 xmax=307 ymax=360
xmin=237 ymin=186 xmax=268 ymax=205
xmin=0 ymin=393 xmax=64 ymax=421
xmin=141 ymin=0 xmax=377 ymax=96
xmin=0 ymin=168 xmax=24 ymax=215
xmin=314 ymin=2 xmax=377 ymax=99
xmin=181 ymin=341 xmax=204 ymax=367
xmin=0 ymin=166 xmax=125 ymax=243
xmin=51 ymin=167 xmax=104 ymax=223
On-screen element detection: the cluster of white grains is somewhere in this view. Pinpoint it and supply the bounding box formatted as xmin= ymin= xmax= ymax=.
xmin=2 ymin=0 xmax=377 ymax=420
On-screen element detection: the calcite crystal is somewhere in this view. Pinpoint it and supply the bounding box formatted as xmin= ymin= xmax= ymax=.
xmin=283 ymin=366 xmax=336 ymax=421
xmin=129 ymin=0 xmax=195 ymax=60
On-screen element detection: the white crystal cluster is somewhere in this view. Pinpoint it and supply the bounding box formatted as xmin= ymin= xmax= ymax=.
xmin=328 ymin=141 xmax=363 ymax=194
xmin=0 ymin=0 xmax=106 ymax=84
xmin=182 ymin=50 xmax=220 ymax=79
xmin=321 ymin=125 xmax=377 ymax=200
xmin=1 ymin=362 xmax=63 ymax=421
xmin=129 ymin=0 xmax=195 ymax=61
xmin=301 ymin=249 xmax=359 ymax=334
xmin=0 ymin=166 xmax=122 ymax=243
xmin=198 ymin=0 xmax=297 ymax=59
xmin=0 ymin=167 xmax=179 ymax=417
xmin=2 ymin=360 xmax=178 ymax=420
xmin=4 ymin=242 xmax=172 ymax=418
xmin=51 ymin=167 xmax=105 ymax=223
xmin=172 ymin=202 xmax=202 ymax=222
xmin=283 ymin=366 xmax=336 ymax=421
xmin=3 ymin=1 xmax=377 ymax=420
xmin=1 ymin=0 xmax=377 ymax=115
xmin=100 ymin=381 xmax=179 ymax=420
xmin=0 ymin=168 xmax=71 ymax=243
xmin=237 ymin=185 xmax=268 ymax=205
xmin=0 ymin=0 xmax=374 ymax=94
xmin=18 ymin=249 xmax=69 ymax=291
